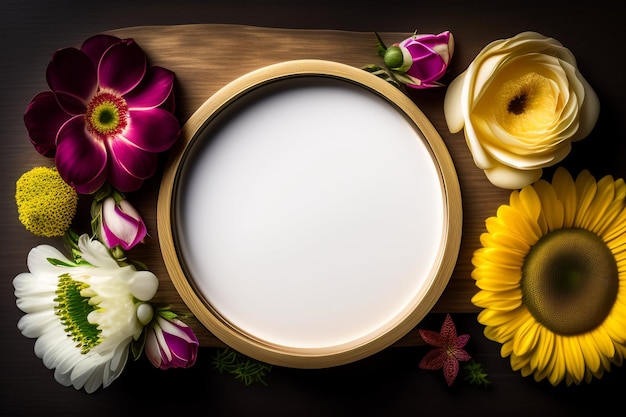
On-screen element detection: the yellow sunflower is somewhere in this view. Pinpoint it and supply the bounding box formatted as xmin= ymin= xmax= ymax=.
xmin=471 ymin=167 xmax=626 ymax=386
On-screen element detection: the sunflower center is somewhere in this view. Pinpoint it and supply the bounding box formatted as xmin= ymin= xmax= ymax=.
xmin=85 ymin=91 xmax=128 ymax=139
xmin=521 ymin=228 xmax=619 ymax=335
xmin=54 ymin=273 xmax=102 ymax=353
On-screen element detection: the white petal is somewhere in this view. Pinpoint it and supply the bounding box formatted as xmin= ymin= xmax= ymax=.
xmin=443 ymin=71 xmax=467 ymax=133
xmin=484 ymin=164 xmax=543 ymax=189
xmin=82 ymin=368 xmax=105 ymax=394
xmin=13 ymin=272 xmax=56 ymax=298
xmin=78 ymin=234 xmax=119 ymax=269
xmin=70 ymin=353 xmax=106 ymax=391
xmin=158 ymin=317 xmax=195 ymax=344
xmin=130 ymin=270 xmax=159 ymax=301
xmin=103 ymin=344 xmax=130 ymax=388
xmin=27 ymin=245 xmax=70 ymax=276
xmin=16 ymin=310 xmax=58 ymax=337
xmin=570 ymin=74 xmax=600 ymax=141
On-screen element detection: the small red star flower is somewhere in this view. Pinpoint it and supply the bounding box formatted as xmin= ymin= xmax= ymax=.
xmin=418 ymin=314 xmax=471 ymax=386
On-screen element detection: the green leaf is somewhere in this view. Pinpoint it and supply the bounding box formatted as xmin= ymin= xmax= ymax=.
xmin=211 ymin=347 xmax=272 ymax=386
xmin=463 ymin=359 xmax=491 ymax=387
xmin=131 ymin=330 xmax=146 ymax=361
xmin=374 ymin=32 xmax=388 ymax=57
xmin=47 ymin=257 xmax=77 ymax=267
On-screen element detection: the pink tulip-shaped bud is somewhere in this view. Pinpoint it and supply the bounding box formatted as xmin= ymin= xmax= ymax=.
xmin=145 ymin=310 xmax=199 ymax=370
xmin=383 ymin=31 xmax=454 ymax=89
xmin=96 ymin=192 xmax=147 ymax=250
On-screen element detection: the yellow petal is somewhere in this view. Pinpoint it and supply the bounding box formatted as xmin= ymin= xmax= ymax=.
xmin=547 ymin=337 xmax=567 ymax=386
xmin=580 ymin=174 xmax=615 ymax=232
xmin=588 ymin=327 xmax=616 ymax=358
xmin=510 ymin=352 xmax=530 ymax=372
xmin=480 ymin=308 xmax=532 ymax=342
xmin=552 ymin=167 xmax=577 ymax=227
xmin=471 ymin=288 xmax=522 ymax=310
xmin=472 ymin=268 xmax=521 ymax=291
xmin=602 ymin=205 xmax=626 ymax=241
xmin=485 ymin=231 xmax=531 ymax=253
xmin=480 ymin=247 xmax=525 ymax=268
xmin=513 ymin=317 xmax=541 ymax=356
xmin=562 ymin=336 xmax=585 ymax=384
xmin=579 ymin=332 xmax=602 ymax=373
xmin=573 ymin=169 xmax=597 ymax=226
xmin=517 ymin=185 xmax=542 ymax=221
xmin=534 ymin=178 xmax=564 ymax=231
xmin=496 ymin=205 xmax=541 ymax=243
xmin=529 ymin=325 xmax=554 ymax=372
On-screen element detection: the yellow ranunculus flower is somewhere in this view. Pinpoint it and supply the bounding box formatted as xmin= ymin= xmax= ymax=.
xmin=443 ymin=31 xmax=600 ymax=189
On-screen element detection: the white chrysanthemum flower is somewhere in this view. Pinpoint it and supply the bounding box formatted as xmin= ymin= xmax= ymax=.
xmin=13 ymin=234 xmax=158 ymax=393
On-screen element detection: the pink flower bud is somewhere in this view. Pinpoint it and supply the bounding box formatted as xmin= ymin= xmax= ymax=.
xmin=145 ymin=313 xmax=199 ymax=370
xmin=100 ymin=196 xmax=147 ymax=250
xmin=384 ymin=31 xmax=454 ymax=89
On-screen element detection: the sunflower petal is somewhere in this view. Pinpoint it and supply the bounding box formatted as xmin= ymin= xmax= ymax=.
xmin=552 ymin=167 xmax=577 ymax=227
xmin=562 ymin=336 xmax=585 ymax=384
xmin=513 ymin=318 xmax=541 ymax=356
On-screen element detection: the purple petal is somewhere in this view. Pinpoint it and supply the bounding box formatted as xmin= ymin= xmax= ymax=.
xmin=160 ymin=88 xmax=176 ymax=113
xmin=81 ymin=34 xmax=120 ymax=68
xmin=108 ymin=137 xmax=158 ymax=180
xmin=456 ymin=334 xmax=470 ymax=349
xmin=98 ymin=39 xmax=146 ymax=95
xmin=101 ymin=198 xmax=147 ymax=250
xmin=55 ymin=117 xmax=107 ymax=193
xmin=443 ymin=358 xmax=460 ymax=387
xmin=54 ymin=91 xmax=87 ymax=116
xmin=454 ymin=348 xmax=471 ymax=362
xmin=418 ymin=348 xmax=446 ymax=370
xmin=125 ymin=66 xmax=175 ymax=110
xmin=106 ymin=165 xmax=145 ymax=193
xmin=404 ymin=43 xmax=447 ymax=82
xmin=439 ymin=314 xmax=458 ymax=343
xmin=23 ymin=91 xmax=72 ymax=157
xmin=46 ymin=47 xmax=97 ymax=102
xmin=123 ymin=108 xmax=180 ymax=152
xmin=105 ymin=142 xmax=151 ymax=192
xmin=418 ymin=329 xmax=444 ymax=347
xmin=144 ymin=329 xmax=163 ymax=368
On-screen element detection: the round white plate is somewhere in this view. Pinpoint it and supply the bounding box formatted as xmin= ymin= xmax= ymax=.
xmin=158 ymin=60 xmax=462 ymax=368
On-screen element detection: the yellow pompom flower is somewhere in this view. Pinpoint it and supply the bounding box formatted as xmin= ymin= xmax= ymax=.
xmin=471 ymin=167 xmax=626 ymax=386
xmin=16 ymin=166 xmax=78 ymax=237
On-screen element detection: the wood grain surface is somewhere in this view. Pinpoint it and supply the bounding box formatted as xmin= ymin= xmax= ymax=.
xmin=92 ymin=23 xmax=513 ymax=347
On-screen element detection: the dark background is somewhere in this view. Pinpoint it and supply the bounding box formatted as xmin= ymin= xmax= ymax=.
xmin=1 ymin=1 xmax=625 ymax=416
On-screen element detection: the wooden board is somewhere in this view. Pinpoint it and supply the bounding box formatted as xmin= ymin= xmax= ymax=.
xmin=100 ymin=24 xmax=512 ymax=347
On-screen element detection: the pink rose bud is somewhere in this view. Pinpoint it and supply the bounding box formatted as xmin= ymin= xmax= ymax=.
xmin=145 ymin=312 xmax=199 ymax=370
xmin=384 ymin=31 xmax=454 ymax=89
xmin=99 ymin=196 xmax=147 ymax=250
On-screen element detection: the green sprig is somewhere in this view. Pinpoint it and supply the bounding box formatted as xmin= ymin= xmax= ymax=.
xmin=463 ymin=359 xmax=491 ymax=387
xmin=211 ymin=347 xmax=272 ymax=386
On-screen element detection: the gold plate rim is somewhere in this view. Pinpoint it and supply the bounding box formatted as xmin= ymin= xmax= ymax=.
xmin=157 ymin=59 xmax=462 ymax=368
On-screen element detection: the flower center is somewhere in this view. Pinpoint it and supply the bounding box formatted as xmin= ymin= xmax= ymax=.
xmin=521 ymin=228 xmax=619 ymax=335
xmin=85 ymin=92 xmax=128 ymax=139
xmin=54 ymin=273 xmax=102 ymax=353
xmin=495 ymin=72 xmax=560 ymax=134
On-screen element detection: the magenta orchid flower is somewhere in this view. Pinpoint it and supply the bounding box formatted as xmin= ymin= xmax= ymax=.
xmin=145 ymin=309 xmax=199 ymax=370
xmin=24 ymin=34 xmax=180 ymax=194
xmin=418 ymin=314 xmax=471 ymax=386
xmin=382 ymin=31 xmax=454 ymax=89
xmin=94 ymin=192 xmax=147 ymax=250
